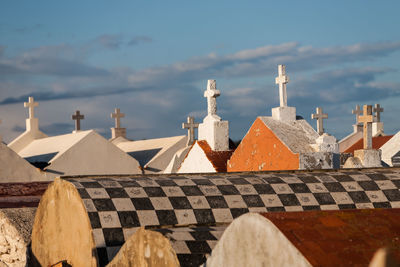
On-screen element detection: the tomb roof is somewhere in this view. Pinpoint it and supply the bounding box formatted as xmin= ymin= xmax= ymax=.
xmin=261 ymin=209 xmax=400 ymax=266
xmin=344 ymin=135 xmax=393 ymax=155
xmin=258 ymin=116 xmax=319 ymax=153
xmin=195 ymin=140 xmax=233 ymax=172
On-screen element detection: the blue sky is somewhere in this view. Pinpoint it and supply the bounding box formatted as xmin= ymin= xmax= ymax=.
xmin=1 ymin=1 xmax=400 ymax=143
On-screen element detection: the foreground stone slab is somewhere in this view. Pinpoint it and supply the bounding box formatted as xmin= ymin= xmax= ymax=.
xmin=30 ymin=169 xmax=400 ymax=266
xmin=206 ymin=209 xmax=400 ymax=266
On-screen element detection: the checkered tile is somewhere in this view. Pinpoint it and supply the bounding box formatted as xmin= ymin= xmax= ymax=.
xmin=64 ymin=169 xmax=400 ymax=266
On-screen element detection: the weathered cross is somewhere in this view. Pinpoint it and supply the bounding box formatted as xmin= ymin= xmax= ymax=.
xmin=111 ymin=108 xmax=125 ymax=128
xmin=182 ymin=116 xmax=199 ymax=146
xmin=311 ymin=107 xmax=328 ymax=135
xmin=275 ymin=64 xmax=289 ymax=107
xmin=0 ymin=119 xmax=2 ymax=142
xmin=204 ymin=79 xmax=221 ymax=118
xmin=24 ymin=97 xmax=39 ymax=119
xmin=72 ymin=110 xmax=84 ymax=131
xmin=358 ymin=105 xmax=374 ymax=150
xmin=352 ymin=105 xmax=362 ymax=124
xmin=373 ymin=104 xmax=384 ymax=122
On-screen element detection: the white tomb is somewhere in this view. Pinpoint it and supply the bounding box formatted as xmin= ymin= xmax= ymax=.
xmin=17 ymin=130 xmax=142 ymax=178
xmin=8 ymin=97 xmax=48 ymax=153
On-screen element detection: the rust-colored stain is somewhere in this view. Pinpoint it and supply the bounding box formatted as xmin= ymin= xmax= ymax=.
xmin=0 ymin=182 xmax=50 ymax=208
xmin=344 ymin=135 xmax=393 ymax=155
xmin=197 ymin=140 xmax=233 ymax=172
xmin=228 ymin=118 xmax=299 ymax=172
xmin=260 ymin=209 xmax=400 ymax=266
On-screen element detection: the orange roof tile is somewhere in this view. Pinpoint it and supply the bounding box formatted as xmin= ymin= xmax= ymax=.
xmin=344 ymin=135 xmax=393 ymax=155
xmin=197 ymin=140 xmax=233 ymax=172
xmin=261 ymin=209 xmax=400 ymax=266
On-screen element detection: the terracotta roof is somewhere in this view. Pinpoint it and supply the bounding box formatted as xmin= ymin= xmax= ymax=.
xmin=197 ymin=140 xmax=234 ymax=172
xmin=0 ymin=182 xmax=50 ymax=208
xmin=261 ymin=209 xmax=400 ymax=266
xmin=344 ymin=135 xmax=393 ymax=155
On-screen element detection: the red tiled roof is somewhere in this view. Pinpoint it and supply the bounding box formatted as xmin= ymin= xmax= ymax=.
xmin=197 ymin=140 xmax=233 ymax=172
xmin=261 ymin=209 xmax=400 ymax=266
xmin=0 ymin=182 xmax=50 ymax=208
xmin=344 ymin=135 xmax=393 ymax=155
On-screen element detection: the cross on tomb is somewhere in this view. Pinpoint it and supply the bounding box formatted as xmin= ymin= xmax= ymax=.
xmin=204 ymin=80 xmax=221 ymax=117
xmin=275 ymin=64 xmax=289 ymax=107
xmin=72 ymin=110 xmax=84 ymax=132
xmin=182 ymin=116 xmax=199 ymax=146
xmin=352 ymin=105 xmax=362 ymax=124
xmin=111 ymin=108 xmax=125 ymax=128
xmin=358 ymin=105 xmax=374 ymax=150
xmin=373 ymin=104 xmax=384 ymax=122
xmin=24 ymin=97 xmax=39 ymax=119
xmin=311 ymin=107 xmax=328 ymax=135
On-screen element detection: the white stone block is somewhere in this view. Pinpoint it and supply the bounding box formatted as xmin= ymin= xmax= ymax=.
xmin=372 ymin=122 xmax=384 ymax=136
xmin=198 ymin=119 xmax=229 ymax=151
xmin=26 ymin=118 xmax=39 ymax=132
xmin=271 ymin=106 xmax=296 ymax=122
xmin=354 ymin=149 xmax=382 ymax=168
xmin=312 ymin=133 xmax=339 ymax=153
xmin=111 ymin=128 xmax=126 ymax=139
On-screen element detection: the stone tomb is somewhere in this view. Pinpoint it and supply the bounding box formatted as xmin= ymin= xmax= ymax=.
xmin=31 ymin=169 xmax=400 ymax=266
xmin=206 ymin=209 xmax=400 ymax=266
xmin=228 ymin=65 xmax=339 ymax=172
xmin=16 ymin=130 xmax=141 ymax=178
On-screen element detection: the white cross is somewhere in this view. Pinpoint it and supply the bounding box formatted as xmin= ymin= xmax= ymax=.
xmin=204 ymin=79 xmax=221 ymax=117
xmin=24 ymin=97 xmax=39 ymax=119
xmin=352 ymin=105 xmax=362 ymax=124
xmin=182 ymin=116 xmax=199 ymax=146
xmin=358 ymin=105 xmax=374 ymax=150
xmin=111 ymin=108 xmax=125 ymax=128
xmin=311 ymin=107 xmax=328 ymax=135
xmin=275 ymin=65 xmax=289 ymax=107
xmin=373 ymin=104 xmax=384 ymax=122
xmin=72 ymin=110 xmax=84 ymax=131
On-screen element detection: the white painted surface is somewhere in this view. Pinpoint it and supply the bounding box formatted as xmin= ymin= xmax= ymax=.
xmin=0 ymin=142 xmax=49 ymax=182
xmin=177 ymin=142 xmax=216 ymax=173
xmin=372 ymin=122 xmax=384 ymax=137
xmin=312 ymin=133 xmax=339 ymax=153
xmin=163 ymin=146 xmax=191 ymax=174
xmin=271 ymin=106 xmax=296 ymax=122
xmin=206 ymin=213 xmax=312 ymax=267
xmin=275 ymin=64 xmax=290 ymax=107
xmin=116 ymin=135 xmax=188 ymax=173
xmin=46 ymin=131 xmax=141 ymax=177
xmin=198 ymin=118 xmax=229 ymax=151
xmin=380 ymin=131 xmax=400 ymax=166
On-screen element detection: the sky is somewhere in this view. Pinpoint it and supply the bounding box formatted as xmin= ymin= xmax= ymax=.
xmin=1 ymin=1 xmax=400 ymax=143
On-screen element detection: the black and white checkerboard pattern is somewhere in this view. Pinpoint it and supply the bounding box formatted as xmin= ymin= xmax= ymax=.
xmin=65 ymin=170 xmax=400 ymax=266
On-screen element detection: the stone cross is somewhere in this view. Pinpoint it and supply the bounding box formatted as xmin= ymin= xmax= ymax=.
xmin=204 ymin=80 xmax=221 ymax=118
xmin=311 ymin=107 xmax=328 ymax=135
xmin=358 ymin=105 xmax=374 ymax=150
xmin=275 ymin=64 xmax=289 ymax=107
xmin=72 ymin=110 xmax=84 ymax=132
xmin=182 ymin=116 xmax=199 ymax=146
xmin=24 ymin=97 xmax=39 ymax=119
xmin=352 ymin=105 xmax=362 ymax=124
xmin=111 ymin=108 xmax=125 ymax=128
xmin=0 ymin=119 xmax=2 ymax=142
xmin=373 ymin=104 xmax=384 ymax=122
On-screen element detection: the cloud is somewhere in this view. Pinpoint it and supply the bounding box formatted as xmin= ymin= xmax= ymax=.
xmin=93 ymin=34 xmax=124 ymax=50
xmin=128 ymin=35 xmax=153 ymax=46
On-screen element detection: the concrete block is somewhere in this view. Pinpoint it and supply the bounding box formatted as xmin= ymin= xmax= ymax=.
xmin=198 ymin=119 xmax=229 ymax=151
xmin=354 ymin=149 xmax=382 ymax=168
xmin=271 ymin=106 xmax=296 ymax=122
xmin=312 ymin=133 xmax=339 ymax=153
xmin=299 ymin=152 xmax=339 ymax=170
xmin=111 ymin=127 xmax=126 ymax=139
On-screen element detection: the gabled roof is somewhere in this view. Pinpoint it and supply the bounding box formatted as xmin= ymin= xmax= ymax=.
xmin=116 ymin=135 xmax=187 ymax=172
xmin=258 ymin=117 xmax=318 ymax=153
xmin=344 ymin=135 xmax=393 ymax=155
xmin=18 ymin=130 xmax=92 ymax=165
xmin=196 ymin=140 xmax=233 ymax=172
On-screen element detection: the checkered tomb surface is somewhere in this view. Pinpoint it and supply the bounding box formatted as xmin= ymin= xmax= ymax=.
xmin=64 ymin=169 xmax=400 ymax=266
